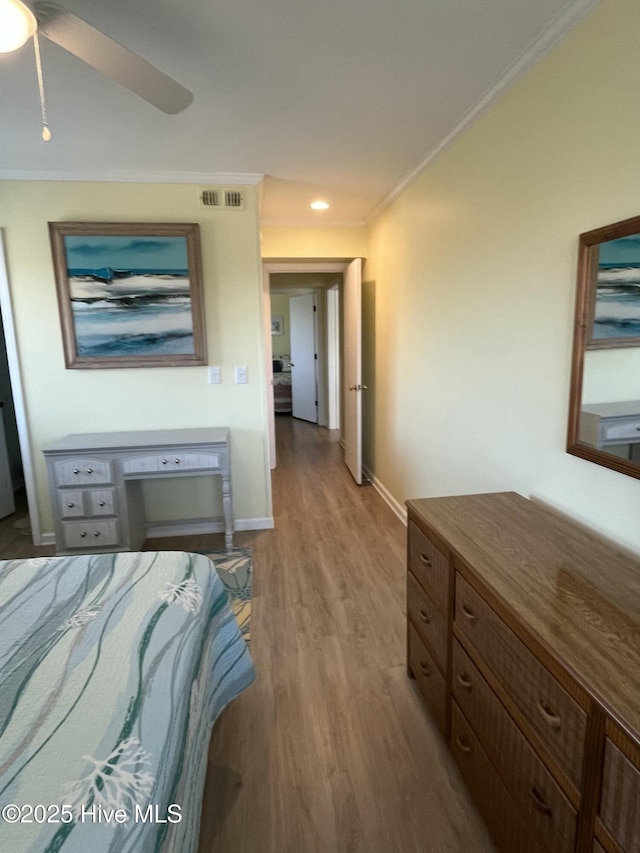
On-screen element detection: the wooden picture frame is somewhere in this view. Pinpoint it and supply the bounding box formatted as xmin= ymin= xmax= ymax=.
xmin=49 ymin=221 xmax=207 ymax=369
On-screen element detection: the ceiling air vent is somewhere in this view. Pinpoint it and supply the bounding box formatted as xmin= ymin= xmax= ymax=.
xmin=198 ymin=187 xmax=246 ymax=211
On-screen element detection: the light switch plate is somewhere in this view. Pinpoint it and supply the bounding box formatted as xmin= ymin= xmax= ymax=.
xmin=234 ymin=366 xmax=248 ymax=384
xmin=208 ymin=366 xmax=221 ymax=384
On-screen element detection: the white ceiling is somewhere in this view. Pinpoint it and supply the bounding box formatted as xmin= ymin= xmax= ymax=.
xmin=0 ymin=0 xmax=598 ymax=225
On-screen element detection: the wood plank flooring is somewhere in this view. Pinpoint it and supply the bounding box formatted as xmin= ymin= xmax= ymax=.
xmin=0 ymin=417 xmax=495 ymax=852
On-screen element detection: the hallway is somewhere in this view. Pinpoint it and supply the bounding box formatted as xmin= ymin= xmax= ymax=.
xmin=198 ymin=417 xmax=495 ymax=852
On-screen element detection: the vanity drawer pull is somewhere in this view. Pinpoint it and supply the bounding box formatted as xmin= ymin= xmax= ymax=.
xmin=93 ymin=531 xmax=101 ymax=537
xmin=67 ymin=502 xmax=75 ymax=508
xmin=530 ymin=786 xmax=553 ymax=817
xmin=419 ymin=660 xmax=432 ymax=676
xmin=461 ymin=603 xmax=477 ymax=624
xmin=86 ymin=468 xmax=93 ymax=474
xmin=73 ymin=468 xmax=80 ymax=475
xmin=98 ymin=500 xmax=106 ymax=507
xmin=419 ymin=553 xmax=432 ymax=568
xmin=174 ymin=457 xmax=181 ymax=464
xmin=455 ymin=736 xmax=472 ymax=755
xmin=456 ymin=671 xmax=472 ymax=690
xmin=161 ymin=458 xmax=168 ymax=465
xmin=419 ymin=609 xmax=430 ymax=624
xmin=537 ymin=699 xmax=561 ymax=729
xmin=80 ymin=531 xmax=87 ymax=538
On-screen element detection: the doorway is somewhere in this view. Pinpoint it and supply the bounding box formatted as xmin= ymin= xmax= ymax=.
xmin=263 ymin=259 xmax=364 ymax=483
xmin=0 ymin=230 xmax=40 ymax=541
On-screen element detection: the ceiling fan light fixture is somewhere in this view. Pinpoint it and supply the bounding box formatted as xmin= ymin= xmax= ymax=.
xmin=310 ymin=200 xmax=330 ymax=210
xmin=0 ymin=0 xmax=37 ymax=53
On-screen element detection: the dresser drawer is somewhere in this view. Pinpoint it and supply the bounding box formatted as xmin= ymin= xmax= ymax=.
xmin=451 ymin=701 xmax=545 ymax=853
xmin=407 ymin=571 xmax=447 ymax=670
xmin=122 ymin=452 xmax=221 ymax=475
xmin=53 ymin=458 xmax=113 ymax=486
xmin=408 ymin=521 xmax=449 ymax=611
xmin=599 ymin=736 xmax=640 ymax=852
xmin=408 ymin=622 xmax=446 ymax=734
xmin=452 ymin=639 xmax=577 ymax=853
xmin=455 ymin=573 xmax=587 ymax=788
xmin=62 ymin=520 xmax=120 ymax=550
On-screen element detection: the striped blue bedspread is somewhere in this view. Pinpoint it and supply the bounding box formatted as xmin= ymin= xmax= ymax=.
xmin=0 ymin=551 xmax=255 ymax=852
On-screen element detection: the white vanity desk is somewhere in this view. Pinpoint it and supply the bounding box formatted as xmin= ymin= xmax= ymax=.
xmin=43 ymin=428 xmax=233 ymax=555
xmin=579 ymin=400 xmax=640 ymax=448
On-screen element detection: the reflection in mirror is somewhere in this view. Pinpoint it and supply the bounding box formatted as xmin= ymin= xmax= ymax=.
xmin=568 ymin=215 xmax=640 ymax=479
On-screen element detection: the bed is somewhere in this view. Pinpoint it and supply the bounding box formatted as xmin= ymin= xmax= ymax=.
xmin=272 ymin=357 xmax=292 ymax=413
xmin=0 ymin=550 xmax=255 ymax=852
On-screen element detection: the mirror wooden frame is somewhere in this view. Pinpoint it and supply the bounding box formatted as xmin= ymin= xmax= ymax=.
xmin=567 ymin=214 xmax=640 ymax=479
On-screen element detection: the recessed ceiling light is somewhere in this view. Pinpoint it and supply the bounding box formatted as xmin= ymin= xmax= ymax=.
xmin=310 ymin=200 xmax=330 ymax=210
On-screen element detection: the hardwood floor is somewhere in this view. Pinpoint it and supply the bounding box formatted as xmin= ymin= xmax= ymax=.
xmin=0 ymin=419 xmax=495 ymax=852
xmin=198 ymin=417 xmax=495 ymax=853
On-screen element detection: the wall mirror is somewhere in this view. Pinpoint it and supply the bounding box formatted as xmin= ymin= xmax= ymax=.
xmin=567 ymin=214 xmax=640 ymax=479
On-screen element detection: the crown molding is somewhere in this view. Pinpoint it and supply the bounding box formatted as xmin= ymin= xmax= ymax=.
xmin=0 ymin=170 xmax=264 ymax=185
xmin=366 ymin=0 xmax=601 ymax=225
xmin=260 ymin=218 xmax=366 ymax=228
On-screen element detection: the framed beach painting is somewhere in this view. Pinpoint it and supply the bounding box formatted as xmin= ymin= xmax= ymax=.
xmin=48 ymin=222 xmax=207 ymax=368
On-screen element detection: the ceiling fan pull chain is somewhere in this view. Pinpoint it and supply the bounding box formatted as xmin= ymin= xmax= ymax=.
xmin=33 ymin=32 xmax=51 ymax=142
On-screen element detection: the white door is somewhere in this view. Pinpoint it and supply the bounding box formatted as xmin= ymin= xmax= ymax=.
xmin=343 ymin=258 xmax=363 ymax=483
xmin=289 ymin=293 xmax=318 ymax=423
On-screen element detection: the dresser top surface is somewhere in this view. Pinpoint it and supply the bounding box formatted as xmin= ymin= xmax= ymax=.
xmin=407 ymin=491 xmax=640 ymax=738
xmin=43 ymin=427 xmax=230 ymax=454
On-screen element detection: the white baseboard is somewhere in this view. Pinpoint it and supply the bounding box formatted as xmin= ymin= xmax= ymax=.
xmin=40 ymin=517 xmax=275 ymax=547
xmin=362 ymin=466 xmax=407 ymax=525
xmin=145 ymin=516 xmax=274 ymax=538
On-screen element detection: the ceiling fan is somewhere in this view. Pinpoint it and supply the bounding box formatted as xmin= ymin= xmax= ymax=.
xmin=0 ymin=0 xmax=193 ymax=115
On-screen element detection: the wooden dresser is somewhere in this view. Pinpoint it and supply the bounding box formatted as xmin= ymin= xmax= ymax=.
xmin=406 ymin=491 xmax=640 ymax=853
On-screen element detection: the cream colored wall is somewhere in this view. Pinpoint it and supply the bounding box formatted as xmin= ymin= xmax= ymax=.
xmin=582 ymin=349 xmax=640 ymax=403
xmin=0 ymin=181 xmax=271 ymax=539
xmin=365 ymin=0 xmax=640 ymax=553
xmin=261 ymin=225 xmax=367 ymax=259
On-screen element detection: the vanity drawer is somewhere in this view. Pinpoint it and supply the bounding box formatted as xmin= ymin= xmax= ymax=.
xmin=59 ymin=488 xmax=117 ymax=518
xmin=452 ymin=639 xmax=577 ymax=853
xmin=122 ymin=452 xmax=221 ymax=475
xmin=53 ymin=458 xmax=113 ymax=486
xmin=408 ymin=521 xmax=449 ymax=611
xmin=62 ymin=520 xmax=120 ymax=550
xmin=408 ymin=622 xmax=446 ymax=734
xmin=599 ymin=736 xmax=640 ymax=852
xmin=58 ymin=490 xmax=85 ymax=518
xmin=454 ymin=573 xmax=587 ymax=788
xmin=407 ymin=571 xmax=447 ymax=670
xmin=601 ymin=417 xmax=640 ymax=444
xmin=451 ymin=701 xmax=545 ymax=853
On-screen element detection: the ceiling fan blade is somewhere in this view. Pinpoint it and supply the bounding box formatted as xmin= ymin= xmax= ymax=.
xmin=33 ymin=2 xmax=193 ymax=114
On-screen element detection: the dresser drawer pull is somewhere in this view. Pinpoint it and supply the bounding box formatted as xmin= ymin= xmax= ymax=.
xmin=98 ymin=500 xmax=106 ymax=507
xmin=530 ymin=787 xmax=552 ymax=817
xmin=86 ymin=468 xmax=93 ymax=474
xmin=73 ymin=468 xmax=80 ymax=475
xmin=419 ymin=553 xmax=432 ymax=568
xmin=80 ymin=532 xmax=87 ymax=538
xmin=537 ymin=699 xmax=561 ymax=729
xmin=461 ymin=603 xmax=477 ymax=624
xmin=67 ymin=502 xmax=75 ymax=508
xmin=455 ymin=736 xmax=472 ymax=755
xmin=419 ymin=609 xmax=430 ymax=624
xmin=419 ymin=660 xmax=432 ymax=676
xmin=161 ymin=459 xmax=168 ymax=465
xmin=456 ymin=671 xmax=472 ymax=690
xmin=93 ymin=531 xmax=101 ymax=537
xmin=174 ymin=457 xmax=181 ymax=464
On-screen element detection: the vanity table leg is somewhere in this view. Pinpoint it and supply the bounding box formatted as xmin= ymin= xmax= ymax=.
xmin=222 ymin=474 xmax=234 ymax=552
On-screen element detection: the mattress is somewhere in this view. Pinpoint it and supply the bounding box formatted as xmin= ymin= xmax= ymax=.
xmin=0 ymin=550 xmax=255 ymax=852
